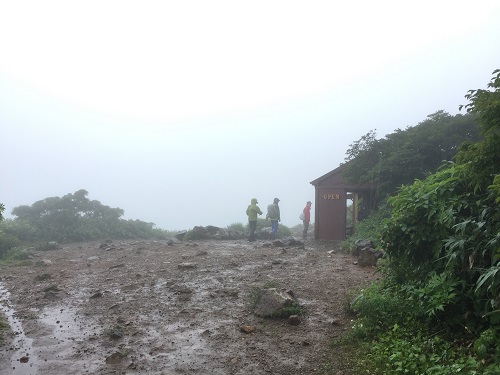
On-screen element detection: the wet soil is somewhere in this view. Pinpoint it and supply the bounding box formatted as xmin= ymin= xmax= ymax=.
xmin=0 ymin=239 xmax=376 ymax=374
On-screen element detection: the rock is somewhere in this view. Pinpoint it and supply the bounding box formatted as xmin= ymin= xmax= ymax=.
xmin=353 ymin=239 xmax=373 ymax=256
xmin=43 ymin=290 xmax=60 ymax=300
xmin=288 ymin=315 xmax=301 ymax=325
xmin=175 ymin=230 xmax=187 ymax=240
xmin=39 ymin=259 xmax=53 ymax=266
xmin=106 ymin=351 xmax=125 ymax=364
xmin=109 ymin=329 xmax=124 ymax=340
xmin=205 ymin=225 xmax=222 ymax=235
xmin=47 ymin=241 xmax=59 ymax=249
xmin=329 ymin=318 xmax=342 ymax=326
xmin=254 ymin=288 xmax=299 ymax=318
xmin=109 ymin=263 xmax=126 ymax=269
xmin=34 ymin=273 xmax=52 ymax=281
xmin=358 ymin=247 xmax=384 ymax=267
xmin=90 ymin=291 xmax=103 ymax=298
xmin=172 ymin=285 xmax=193 ymax=294
xmin=191 ymin=226 xmax=210 ymax=239
xmin=166 ymin=237 xmax=181 ymax=246
xmin=272 ymin=237 xmax=304 ymax=248
xmin=240 ymin=325 xmax=256 ymax=333
xmin=178 ymin=263 xmax=198 ymax=270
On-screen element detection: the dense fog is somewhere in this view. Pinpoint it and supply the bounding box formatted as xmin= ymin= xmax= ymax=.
xmin=1 ymin=1 xmax=500 ymax=230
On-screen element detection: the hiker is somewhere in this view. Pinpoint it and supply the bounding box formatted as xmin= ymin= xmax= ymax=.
xmin=266 ymin=197 xmax=281 ymax=240
xmin=302 ymin=201 xmax=312 ymax=239
xmin=246 ymin=198 xmax=263 ymax=242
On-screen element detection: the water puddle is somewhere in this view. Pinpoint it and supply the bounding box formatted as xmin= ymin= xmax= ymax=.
xmin=0 ymin=283 xmax=38 ymax=375
xmin=1 ymin=283 xmax=103 ymax=374
xmin=36 ymin=304 xmax=103 ymax=374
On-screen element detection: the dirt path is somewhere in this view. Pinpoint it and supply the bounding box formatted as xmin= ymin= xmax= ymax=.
xmin=0 ymin=239 xmax=376 ymax=374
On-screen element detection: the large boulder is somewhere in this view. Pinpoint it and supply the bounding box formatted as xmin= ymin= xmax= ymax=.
xmin=174 ymin=230 xmax=187 ymax=240
xmin=187 ymin=226 xmax=246 ymax=240
xmin=254 ymin=288 xmax=299 ymax=318
xmin=358 ymin=247 xmax=384 ymax=267
xmin=353 ymin=239 xmax=374 ymax=256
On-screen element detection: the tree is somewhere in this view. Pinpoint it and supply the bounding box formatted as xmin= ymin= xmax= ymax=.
xmin=11 ymin=189 xmax=125 ymax=242
xmin=457 ymin=69 xmax=500 ymax=192
xmin=343 ymin=111 xmax=480 ymax=203
xmin=382 ymin=69 xmax=500 ymax=333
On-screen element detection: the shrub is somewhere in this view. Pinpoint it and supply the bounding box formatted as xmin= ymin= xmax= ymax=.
xmin=226 ymin=222 xmax=246 ymax=233
xmin=0 ymin=230 xmax=21 ymax=258
xmin=340 ymin=199 xmax=391 ymax=253
xmin=355 ymin=325 xmax=480 ymax=375
xmin=0 ymin=247 xmax=34 ymax=263
xmin=350 ymin=282 xmax=426 ymax=339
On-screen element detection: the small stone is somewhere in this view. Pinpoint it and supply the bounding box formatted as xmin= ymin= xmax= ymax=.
xmin=240 ymin=325 xmax=256 ymax=333
xmin=288 ymin=315 xmax=301 ymax=325
xmin=178 ymin=263 xmax=198 ymax=270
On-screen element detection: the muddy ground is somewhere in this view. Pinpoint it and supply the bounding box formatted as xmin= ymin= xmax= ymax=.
xmin=0 ymin=238 xmax=376 ymax=375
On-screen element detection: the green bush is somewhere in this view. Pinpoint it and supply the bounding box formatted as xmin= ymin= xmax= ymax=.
xmin=341 ymin=199 xmax=391 ymax=253
xmin=1 ymin=247 xmax=34 ymax=263
xmin=0 ymin=219 xmax=39 ymax=243
xmin=355 ymin=325 xmax=480 ymax=374
xmin=0 ymin=230 xmax=21 ymax=258
xmin=226 ymin=222 xmax=246 ymax=233
xmin=350 ymin=282 xmax=426 ymax=339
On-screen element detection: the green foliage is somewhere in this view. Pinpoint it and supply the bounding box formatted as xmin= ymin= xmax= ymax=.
xmin=336 ymin=70 xmax=500 ymax=373
xmin=226 ymin=222 xmax=246 ymax=232
xmin=350 ymin=282 xmax=426 ymax=339
xmin=458 ymin=69 xmax=500 ymax=193
xmin=346 ymin=283 xmax=494 ymax=374
xmin=0 ymin=219 xmax=39 ymax=243
xmin=355 ymin=325 xmax=480 ymax=375
xmin=10 ymin=189 xmax=124 ymax=242
xmin=36 ymin=241 xmax=60 ymax=251
xmin=0 ymin=203 xmax=4 ymax=221
xmin=5 ymin=190 xmax=173 ymax=246
xmin=0 ymin=247 xmax=34 ymax=263
xmin=344 ymin=111 xmax=480 ymax=203
xmin=341 ymin=199 xmax=391 ymax=253
xmin=0 ymin=230 xmax=21 ymax=258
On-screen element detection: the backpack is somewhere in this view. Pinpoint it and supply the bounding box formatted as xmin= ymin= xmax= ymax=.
xmin=267 ymin=204 xmax=278 ymax=218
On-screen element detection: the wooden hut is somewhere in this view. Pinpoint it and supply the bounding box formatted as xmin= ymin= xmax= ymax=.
xmin=310 ymin=164 xmax=375 ymax=241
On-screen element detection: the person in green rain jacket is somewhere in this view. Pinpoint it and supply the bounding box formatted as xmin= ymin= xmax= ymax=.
xmin=246 ymin=198 xmax=263 ymax=242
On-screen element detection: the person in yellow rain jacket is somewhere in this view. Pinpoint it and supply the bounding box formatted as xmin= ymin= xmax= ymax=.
xmin=246 ymin=198 xmax=263 ymax=242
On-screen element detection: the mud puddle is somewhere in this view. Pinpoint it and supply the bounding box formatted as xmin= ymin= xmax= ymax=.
xmin=0 ymin=239 xmax=376 ymax=374
xmin=0 ymin=283 xmax=37 ymax=374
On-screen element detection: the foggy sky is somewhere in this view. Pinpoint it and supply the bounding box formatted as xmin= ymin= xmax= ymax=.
xmin=1 ymin=1 xmax=500 ymax=230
